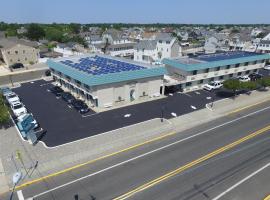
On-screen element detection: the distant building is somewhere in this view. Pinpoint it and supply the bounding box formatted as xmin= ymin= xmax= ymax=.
xmin=257 ymin=33 xmax=270 ymax=53
xmin=0 ymin=38 xmax=39 ymax=66
xmin=54 ymin=42 xmax=87 ymax=57
xmin=163 ymin=51 xmax=270 ymax=92
xmin=134 ymin=33 xmax=181 ymax=64
xmin=204 ymin=35 xmax=229 ymax=53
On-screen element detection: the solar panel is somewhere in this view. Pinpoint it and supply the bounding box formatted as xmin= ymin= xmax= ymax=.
xmin=60 ymin=56 xmax=146 ymax=76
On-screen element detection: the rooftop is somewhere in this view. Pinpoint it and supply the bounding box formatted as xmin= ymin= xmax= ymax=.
xmin=163 ymin=51 xmax=270 ymax=71
xmin=48 ymin=54 xmax=165 ymax=86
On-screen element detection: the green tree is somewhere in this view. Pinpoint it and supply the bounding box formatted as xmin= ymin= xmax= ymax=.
xmin=45 ymin=27 xmax=64 ymax=42
xmin=223 ymin=79 xmax=241 ymax=96
xmin=257 ymin=78 xmax=270 ymax=89
xmin=240 ymin=81 xmax=257 ymax=91
xmin=26 ymin=23 xmax=45 ymax=41
xmin=69 ymin=23 xmax=81 ymax=34
xmin=0 ymin=95 xmax=10 ymax=126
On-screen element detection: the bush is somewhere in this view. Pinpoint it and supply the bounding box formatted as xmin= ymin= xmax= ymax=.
xmin=223 ymin=79 xmax=241 ymax=96
xmin=257 ymin=77 xmax=270 ymax=89
xmin=0 ymin=95 xmax=10 ymax=126
xmin=240 ymin=81 xmax=257 ymax=91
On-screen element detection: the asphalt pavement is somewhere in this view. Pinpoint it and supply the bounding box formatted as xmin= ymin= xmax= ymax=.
xmin=6 ymin=99 xmax=270 ymax=200
xmin=13 ymin=80 xmax=220 ymax=147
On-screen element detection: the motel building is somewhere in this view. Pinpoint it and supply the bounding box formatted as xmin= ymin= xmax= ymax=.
xmin=162 ymin=51 xmax=270 ymax=92
xmin=47 ymin=52 xmax=270 ymax=109
xmin=47 ymin=54 xmax=165 ymax=108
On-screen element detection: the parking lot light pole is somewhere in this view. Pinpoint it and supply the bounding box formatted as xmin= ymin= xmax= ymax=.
xmin=161 ymin=106 xmax=165 ymax=122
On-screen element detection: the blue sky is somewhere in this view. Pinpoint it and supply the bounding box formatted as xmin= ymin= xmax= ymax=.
xmin=1 ymin=0 xmax=269 ymax=24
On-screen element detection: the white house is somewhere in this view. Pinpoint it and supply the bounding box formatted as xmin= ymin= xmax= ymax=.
xmin=257 ymin=33 xmax=270 ymax=53
xmin=134 ymin=33 xmax=181 ymax=65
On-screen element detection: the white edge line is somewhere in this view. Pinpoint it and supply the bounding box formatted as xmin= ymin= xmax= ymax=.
xmin=212 ymin=162 xmax=270 ymax=200
xmin=32 ymin=105 xmax=270 ymax=199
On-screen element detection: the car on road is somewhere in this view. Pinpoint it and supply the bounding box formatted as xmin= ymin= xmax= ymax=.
xmin=10 ymin=101 xmax=27 ymax=117
xmin=50 ymin=86 xmax=64 ymax=97
xmin=61 ymin=92 xmax=75 ymax=104
xmin=248 ymin=73 xmax=263 ymax=81
xmin=203 ymin=81 xmax=223 ymax=91
xmin=10 ymin=63 xmax=24 ymax=70
xmin=238 ymin=75 xmax=251 ymax=82
xmin=71 ymin=99 xmax=90 ymax=114
xmin=6 ymin=92 xmax=20 ymax=104
xmin=263 ymin=65 xmax=270 ymax=70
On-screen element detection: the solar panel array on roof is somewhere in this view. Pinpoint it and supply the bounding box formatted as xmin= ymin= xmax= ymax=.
xmin=196 ymin=51 xmax=260 ymax=62
xmin=59 ymin=55 xmax=145 ymax=76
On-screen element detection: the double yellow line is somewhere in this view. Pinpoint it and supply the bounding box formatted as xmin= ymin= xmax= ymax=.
xmin=114 ymin=124 xmax=270 ymax=200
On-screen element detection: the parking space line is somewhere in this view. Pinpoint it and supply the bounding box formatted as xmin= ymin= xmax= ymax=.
xmin=191 ymin=105 xmax=197 ymax=110
xmin=17 ymin=190 xmax=25 ymax=200
xmin=81 ymin=112 xmax=99 ymax=118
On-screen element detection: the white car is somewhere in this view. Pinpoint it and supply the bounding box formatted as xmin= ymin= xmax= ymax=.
xmin=10 ymin=101 xmax=27 ymax=117
xmin=6 ymin=92 xmax=20 ymax=104
xmin=203 ymin=81 xmax=223 ymax=91
xmin=238 ymin=76 xmax=250 ymax=82
xmin=264 ymin=65 xmax=270 ymax=70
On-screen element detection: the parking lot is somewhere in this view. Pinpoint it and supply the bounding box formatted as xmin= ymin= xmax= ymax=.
xmin=11 ymin=79 xmax=225 ymax=147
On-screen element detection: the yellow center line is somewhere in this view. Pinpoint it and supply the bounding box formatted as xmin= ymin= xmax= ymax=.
xmin=227 ymin=99 xmax=270 ymax=115
xmin=114 ymin=124 xmax=270 ymax=200
xmin=15 ymin=131 xmax=176 ymax=190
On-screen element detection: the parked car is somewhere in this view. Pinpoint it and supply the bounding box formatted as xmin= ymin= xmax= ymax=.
xmin=0 ymin=87 xmax=12 ymax=97
xmin=71 ymin=100 xmax=90 ymax=114
xmin=248 ymin=73 xmax=263 ymax=81
xmin=203 ymin=81 xmax=223 ymax=91
xmin=10 ymin=63 xmax=24 ymax=69
xmin=10 ymin=101 xmax=27 ymax=117
xmin=238 ymin=76 xmax=250 ymax=82
xmin=6 ymin=92 xmax=20 ymax=104
xmin=50 ymin=86 xmax=64 ymax=97
xmin=17 ymin=113 xmax=40 ymax=129
xmin=61 ymin=92 xmax=75 ymax=104
xmin=263 ymin=65 xmax=270 ymax=70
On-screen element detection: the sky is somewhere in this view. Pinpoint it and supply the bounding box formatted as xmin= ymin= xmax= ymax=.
xmin=0 ymin=0 xmax=269 ymax=24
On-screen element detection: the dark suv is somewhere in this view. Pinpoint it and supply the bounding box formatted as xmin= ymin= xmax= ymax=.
xmin=248 ymin=73 xmax=263 ymax=81
xmin=61 ymin=92 xmax=75 ymax=104
xmin=71 ymin=100 xmax=90 ymax=114
xmin=50 ymin=86 xmax=63 ymax=97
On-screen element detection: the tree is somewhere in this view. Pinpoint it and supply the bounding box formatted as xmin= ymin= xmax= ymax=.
xmin=69 ymin=23 xmax=81 ymax=34
xmin=257 ymin=78 xmax=270 ymax=90
xmin=0 ymin=95 xmax=10 ymax=126
xmin=45 ymin=27 xmax=64 ymax=42
xmin=26 ymin=23 xmax=45 ymax=41
xmin=240 ymin=81 xmax=257 ymax=91
xmin=223 ymin=79 xmax=241 ymax=96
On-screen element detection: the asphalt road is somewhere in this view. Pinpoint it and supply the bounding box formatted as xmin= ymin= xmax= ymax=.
xmin=5 ymin=100 xmax=270 ymax=200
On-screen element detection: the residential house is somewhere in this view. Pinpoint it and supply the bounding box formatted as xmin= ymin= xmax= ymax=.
xmin=257 ymin=33 xmax=270 ymax=53
xmin=134 ymin=33 xmax=181 ymax=64
xmin=0 ymin=38 xmax=39 ymax=66
xmin=204 ymin=34 xmax=229 ymax=53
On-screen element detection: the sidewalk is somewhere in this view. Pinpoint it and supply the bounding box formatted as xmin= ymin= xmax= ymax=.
xmin=0 ymin=89 xmax=270 ymax=193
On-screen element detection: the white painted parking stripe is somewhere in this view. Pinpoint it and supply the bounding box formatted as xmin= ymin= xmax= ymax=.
xmin=17 ymin=190 xmax=25 ymax=200
xmin=195 ymin=91 xmax=200 ymax=95
xmin=191 ymin=105 xmax=197 ymax=110
xmin=171 ymin=112 xmax=177 ymax=117
xmin=124 ymin=114 xmax=131 ymax=118
xmin=206 ymin=97 xmax=212 ymax=100
xmin=212 ymin=161 xmax=270 ymax=200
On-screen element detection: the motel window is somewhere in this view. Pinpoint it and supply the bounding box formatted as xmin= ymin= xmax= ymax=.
xmin=84 ymin=84 xmax=90 ymax=89
xmin=229 ymin=74 xmax=233 ymax=78
xmin=253 ymin=69 xmax=258 ymax=73
xmin=15 ymin=51 xmax=18 ymax=54
xmin=210 ymin=78 xmax=214 ymax=82
xmin=205 ymin=68 xmax=209 ymax=73
xmin=216 ymin=67 xmax=221 ymax=71
xmin=219 ymin=76 xmax=224 ymax=80
xmin=198 ymin=80 xmax=203 ymax=84
xmin=226 ymin=65 xmax=230 ymax=69
xmin=192 ymin=70 xmax=197 ymax=75
xmin=245 ymin=70 xmax=250 ymax=74
xmin=166 ymin=41 xmax=170 ymax=44
xmin=75 ymin=80 xmax=81 ymax=85
xmin=235 ymin=64 xmax=240 ymax=68
xmin=244 ymin=62 xmax=249 ymax=66
xmin=253 ymin=61 xmax=257 ymax=65
xmin=186 ymin=82 xmax=192 ymax=87
xmin=237 ymin=72 xmax=242 ymax=76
